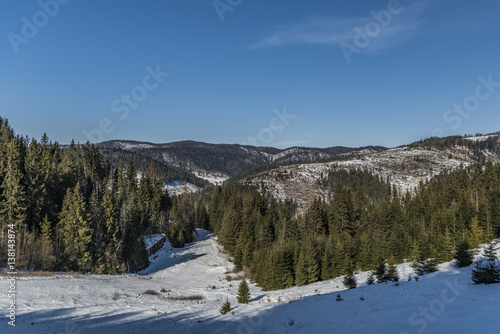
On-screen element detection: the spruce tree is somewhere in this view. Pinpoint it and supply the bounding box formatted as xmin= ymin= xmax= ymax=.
xmin=387 ymin=255 xmax=399 ymax=282
xmin=471 ymin=260 xmax=500 ymax=285
xmin=343 ymin=268 xmax=357 ymax=289
xmin=305 ymin=242 xmax=320 ymax=284
xmin=295 ymin=249 xmax=307 ymax=286
xmin=375 ymin=260 xmax=388 ymax=283
xmin=454 ymin=241 xmax=474 ymax=268
xmin=321 ymin=247 xmax=334 ymax=281
xmin=220 ymin=297 xmax=231 ymax=315
xmin=438 ymin=228 xmax=455 ymax=262
xmin=237 ymin=280 xmax=250 ymax=304
xmin=0 ymin=138 xmax=27 ymax=228
xmin=483 ymin=242 xmax=498 ymax=261
xmin=414 ymin=258 xmax=438 ymax=276
xmin=39 ymin=215 xmax=55 ymax=270
xmin=366 ymin=271 xmax=375 ymax=285
xmin=58 ymin=183 xmax=93 ymax=271
xmin=468 ymin=217 xmax=484 ymax=250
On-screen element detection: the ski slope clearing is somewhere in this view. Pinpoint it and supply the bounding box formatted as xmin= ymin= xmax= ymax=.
xmin=1 ymin=231 xmax=498 ymax=334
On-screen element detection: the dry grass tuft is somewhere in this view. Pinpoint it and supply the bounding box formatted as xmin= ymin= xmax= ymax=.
xmin=143 ymin=289 xmax=157 ymax=296
xmin=167 ymin=295 xmax=204 ymax=301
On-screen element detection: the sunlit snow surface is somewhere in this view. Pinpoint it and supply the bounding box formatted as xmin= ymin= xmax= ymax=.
xmin=1 ymin=231 xmax=498 ymax=334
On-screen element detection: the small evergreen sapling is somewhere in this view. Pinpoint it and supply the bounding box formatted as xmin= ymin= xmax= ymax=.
xmin=237 ymin=280 xmax=250 ymax=304
xmin=220 ymin=297 xmax=231 ymax=315
xmin=483 ymin=242 xmax=498 ymax=261
xmin=414 ymin=258 xmax=438 ymax=276
xmin=366 ymin=271 xmax=375 ymax=285
xmin=343 ymin=269 xmax=357 ymax=289
xmin=471 ymin=242 xmax=500 ymax=285
xmin=375 ymin=261 xmax=389 ymax=283
xmin=471 ymin=260 xmax=500 ymax=285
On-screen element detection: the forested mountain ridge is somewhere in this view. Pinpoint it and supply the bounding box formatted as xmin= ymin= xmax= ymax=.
xmin=244 ymin=132 xmax=500 ymax=213
xmin=98 ymin=147 xmax=209 ymax=188
xmin=97 ymin=140 xmax=386 ymax=182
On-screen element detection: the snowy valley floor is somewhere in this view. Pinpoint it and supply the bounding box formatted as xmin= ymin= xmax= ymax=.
xmin=1 ymin=230 xmax=499 ymax=334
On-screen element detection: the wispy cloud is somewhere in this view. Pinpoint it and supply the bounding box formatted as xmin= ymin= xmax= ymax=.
xmin=248 ymin=0 xmax=435 ymax=52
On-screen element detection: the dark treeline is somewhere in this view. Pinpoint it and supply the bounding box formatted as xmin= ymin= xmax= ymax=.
xmin=100 ymin=148 xmax=209 ymax=188
xmin=209 ymin=164 xmax=500 ymax=290
xmin=0 ymin=118 xmax=198 ymax=273
xmin=409 ymin=133 xmax=500 ymax=164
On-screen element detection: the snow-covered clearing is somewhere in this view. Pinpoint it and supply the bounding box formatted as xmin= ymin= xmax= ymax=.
xmin=193 ymin=172 xmax=228 ymax=185
xmin=164 ymin=181 xmax=199 ymax=196
xmin=1 ymin=231 xmax=498 ymax=333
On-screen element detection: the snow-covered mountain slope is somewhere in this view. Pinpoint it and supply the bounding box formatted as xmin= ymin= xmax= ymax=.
xmin=245 ymin=134 xmax=500 ymax=213
xmin=1 ymin=231 xmax=498 ymax=334
xmin=98 ymin=140 xmax=386 ymax=181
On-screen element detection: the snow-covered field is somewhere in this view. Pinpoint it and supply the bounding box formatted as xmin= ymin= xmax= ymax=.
xmin=1 ymin=231 xmax=498 ymax=334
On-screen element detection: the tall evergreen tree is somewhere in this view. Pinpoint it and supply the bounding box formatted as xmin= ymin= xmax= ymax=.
xmin=58 ymin=183 xmax=93 ymax=271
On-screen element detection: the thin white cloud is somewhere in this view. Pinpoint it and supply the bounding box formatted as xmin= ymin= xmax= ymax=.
xmin=248 ymin=0 xmax=435 ymax=52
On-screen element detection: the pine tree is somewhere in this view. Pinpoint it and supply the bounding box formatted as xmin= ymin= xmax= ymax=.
xmin=237 ymin=280 xmax=250 ymax=304
xmin=343 ymin=268 xmax=357 ymax=289
xmin=438 ymin=228 xmax=455 ymax=263
xmin=273 ymin=248 xmax=295 ymax=289
xmin=321 ymin=244 xmax=334 ymax=281
xmin=102 ymin=187 xmax=119 ymax=247
xmin=375 ymin=260 xmax=389 ymax=283
xmin=468 ymin=217 xmax=484 ymax=250
xmin=58 ymin=183 xmax=93 ymax=271
xmin=295 ymin=249 xmax=307 ymax=286
xmin=454 ymin=241 xmax=474 ymax=268
xmin=387 ymin=255 xmax=399 ymax=282
xmin=366 ymin=271 xmax=375 ymax=285
xmin=220 ymin=297 xmax=231 ymax=315
xmin=0 ymin=138 xmax=27 ymax=228
xmin=409 ymin=240 xmax=421 ymax=264
xmin=471 ymin=260 xmax=500 ymax=285
xmin=39 ymin=215 xmax=55 ymax=270
xmin=483 ymin=242 xmax=498 ymax=261
xmin=305 ymin=242 xmax=320 ymax=284
xmin=414 ymin=258 xmax=438 ymax=276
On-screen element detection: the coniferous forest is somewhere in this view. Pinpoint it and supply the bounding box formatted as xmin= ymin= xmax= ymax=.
xmin=1 ymin=117 xmax=499 ymax=290
xmin=0 ymin=118 xmax=197 ymax=273
xmin=209 ymin=165 xmax=500 ymax=290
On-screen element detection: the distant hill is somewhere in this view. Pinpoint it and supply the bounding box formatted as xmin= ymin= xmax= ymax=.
xmin=97 ymin=140 xmax=386 ymax=184
xmin=243 ymin=132 xmax=500 ymax=213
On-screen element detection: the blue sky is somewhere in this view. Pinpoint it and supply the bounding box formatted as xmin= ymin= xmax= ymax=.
xmin=1 ymin=0 xmax=499 ymax=148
